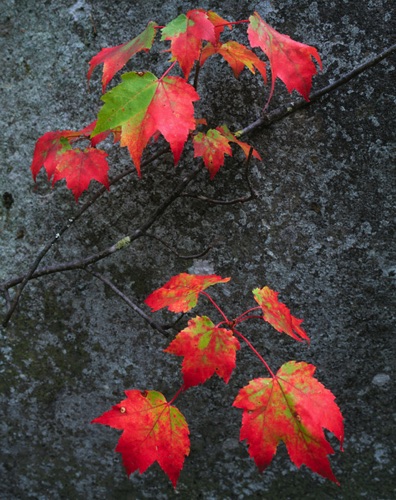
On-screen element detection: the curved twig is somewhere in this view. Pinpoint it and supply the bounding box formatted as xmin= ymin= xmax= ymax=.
xmin=1 ymin=163 xmax=200 ymax=327
xmin=86 ymin=270 xmax=170 ymax=337
xmin=181 ymin=147 xmax=258 ymax=205
xmin=143 ymin=233 xmax=213 ymax=259
xmin=1 ymin=44 xmax=394 ymax=325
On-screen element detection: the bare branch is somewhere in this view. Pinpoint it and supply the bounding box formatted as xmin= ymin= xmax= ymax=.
xmin=143 ymin=233 xmax=213 ymax=259
xmin=2 ymin=44 xmax=394 ymax=325
xmin=87 ymin=270 xmax=170 ymax=338
xmin=182 ymin=147 xmax=258 ymax=205
xmin=1 ymin=162 xmax=200 ymax=327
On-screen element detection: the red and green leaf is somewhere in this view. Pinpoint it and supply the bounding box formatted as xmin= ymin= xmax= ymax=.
xmin=92 ymin=390 xmax=189 ymax=487
xmin=93 ymin=71 xmax=199 ymax=175
xmin=248 ymin=12 xmax=322 ymax=104
xmin=161 ymin=9 xmax=216 ymax=78
xmin=145 ymin=273 xmax=230 ymax=313
xmin=193 ymin=129 xmax=232 ymax=178
xmin=253 ymin=286 xmax=310 ymax=343
xmin=233 ymin=361 xmax=344 ymax=484
xmin=87 ymin=21 xmax=157 ymax=92
xmin=201 ymin=40 xmax=267 ymax=82
xmin=194 ymin=125 xmax=261 ymax=178
xmin=165 ymin=316 xmax=240 ymax=388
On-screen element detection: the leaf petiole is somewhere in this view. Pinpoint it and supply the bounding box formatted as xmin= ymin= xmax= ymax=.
xmin=232 ymin=327 xmax=275 ymax=378
xmin=200 ymin=291 xmax=229 ymax=323
xmin=159 ymin=60 xmax=178 ymax=81
xmin=168 ymin=384 xmax=186 ymax=405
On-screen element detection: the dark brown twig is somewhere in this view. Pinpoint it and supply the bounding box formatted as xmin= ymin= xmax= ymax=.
xmin=86 ymin=270 xmax=170 ymax=337
xmin=1 ymin=159 xmax=198 ymax=327
xmin=181 ymin=147 xmax=258 ymax=205
xmin=1 ymin=44 xmax=394 ymax=325
xmin=143 ymin=233 xmax=213 ymax=259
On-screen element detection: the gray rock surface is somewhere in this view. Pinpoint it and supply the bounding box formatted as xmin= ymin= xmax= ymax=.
xmin=1 ymin=0 xmax=395 ymax=498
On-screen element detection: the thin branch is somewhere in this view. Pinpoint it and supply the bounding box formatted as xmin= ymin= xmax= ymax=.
xmin=181 ymin=147 xmax=258 ymax=205
xmin=238 ymin=43 xmax=396 ymax=137
xmin=1 ymin=44 xmax=394 ymax=324
xmin=87 ymin=270 xmax=170 ymax=337
xmin=1 ymin=163 xmax=200 ymax=327
xmin=143 ymin=233 xmax=213 ymax=259
xmin=1 ymin=145 xmax=171 ymax=327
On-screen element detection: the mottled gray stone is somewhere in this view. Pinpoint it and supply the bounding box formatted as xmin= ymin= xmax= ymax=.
xmin=0 ymin=0 xmax=395 ymax=499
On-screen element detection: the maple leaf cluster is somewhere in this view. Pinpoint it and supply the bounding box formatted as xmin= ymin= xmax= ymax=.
xmin=93 ymin=273 xmax=344 ymax=487
xmin=30 ymin=9 xmax=322 ymax=200
xmin=26 ymin=6 xmax=338 ymax=490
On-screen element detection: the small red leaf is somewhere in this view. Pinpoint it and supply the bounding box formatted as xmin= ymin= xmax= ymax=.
xmin=30 ymin=130 xmax=77 ymax=181
xmin=193 ymin=129 xmax=233 ymax=178
xmin=92 ymin=390 xmax=190 ymax=487
xmin=194 ymin=126 xmax=261 ymax=178
xmin=52 ymin=148 xmax=109 ymax=201
xmin=161 ymin=9 xmax=216 ymax=78
xmin=253 ymin=286 xmax=310 ymax=343
xmin=165 ymin=315 xmax=240 ymax=388
xmin=248 ymin=12 xmax=322 ymax=104
xmin=201 ymin=40 xmax=267 ymax=82
xmin=87 ymin=21 xmax=157 ymax=92
xmin=207 ymin=10 xmax=232 ymax=44
xmin=145 ymin=273 xmax=231 ymax=313
xmin=216 ymin=125 xmax=262 ymax=161
xmin=233 ymin=361 xmax=344 ymax=484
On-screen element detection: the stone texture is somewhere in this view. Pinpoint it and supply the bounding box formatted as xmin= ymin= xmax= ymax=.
xmin=0 ymin=0 xmax=395 ymax=498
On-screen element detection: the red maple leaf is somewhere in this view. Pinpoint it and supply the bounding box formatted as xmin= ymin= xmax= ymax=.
xmin=145 ymin=273 xmax=231 ymax=313
xmin=51 ymin=148 xmax=109 ymax=201
xmin=77 ymin=119 xmax=120 ymax=146
xmin=31 ymin=130 xmax=79 ymax=181
xmin=92 ymin=390 xmax=190 ymax=487
xmin=93 ymin=72 xmax=199 ymax=175
xmin=161 ymin=9 xmax=216 ymax=78
xmin=30 ymin=123 xmax=112 ymax=201
xmin=233 ymin=361 xmax=344 ymax=484
xmin=248 ymin=12 xmax=322 ymax=104
xmin=165 ymin=315 xmax=240 ymax=388
xmin=206 ymin=10 xmax=232 ymax=44
xmin=87 ymin=22 xmax=157 ymax=93
xmin=193 ymin=129 xmax=233 ymax=178
xmin=201 ymin=40 xmax=267 ymax=82
xmin=193 ymin=125 xmax=262 ymax=178
xmin=253 ymin=286 xmax=310 ymax=343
